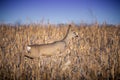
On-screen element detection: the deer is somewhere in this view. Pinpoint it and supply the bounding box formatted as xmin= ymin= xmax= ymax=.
xmin=25 ymin=25 xmax=78 ymax=59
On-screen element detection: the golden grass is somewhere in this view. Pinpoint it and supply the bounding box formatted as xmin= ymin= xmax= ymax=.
xmin=0 ymin=23 xmax=120 ymax=80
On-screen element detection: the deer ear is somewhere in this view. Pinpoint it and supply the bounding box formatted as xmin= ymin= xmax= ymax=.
xmin=68 ymin=24 xmax=72 ymax=31
xmin=69 ymin=24 xmax=73 ymax=29
xmin=69 ymin=24 xmax=72 ymax=27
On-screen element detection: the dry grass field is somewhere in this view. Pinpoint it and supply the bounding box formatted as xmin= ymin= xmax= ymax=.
xmin=0 ymin=23 xmax=120 ymax=80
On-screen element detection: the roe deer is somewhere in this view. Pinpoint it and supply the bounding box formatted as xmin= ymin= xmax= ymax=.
xmin=25 ymin=25 xmax=78 ymax=59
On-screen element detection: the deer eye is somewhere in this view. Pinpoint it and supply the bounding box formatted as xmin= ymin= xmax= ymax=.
xmin=73 ymin=32 xmax=76 ymax=34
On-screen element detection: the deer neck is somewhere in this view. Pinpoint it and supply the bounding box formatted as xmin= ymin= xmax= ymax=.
xmin=62 ymin=35 xmax=71 ymax=45
xmin=61 ymin=26 xmax=71 ymax=45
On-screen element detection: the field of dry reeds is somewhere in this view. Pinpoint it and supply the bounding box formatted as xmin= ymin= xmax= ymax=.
xmin=0 ymin=23 xmax=120 ymax=80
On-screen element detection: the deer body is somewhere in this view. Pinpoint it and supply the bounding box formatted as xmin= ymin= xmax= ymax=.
xmin=26 ymin=41 xmax=66 ymax=58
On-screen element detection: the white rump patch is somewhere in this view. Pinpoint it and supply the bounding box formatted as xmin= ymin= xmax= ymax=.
xmin=27 ymin=46 xmax=31 ymax=51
